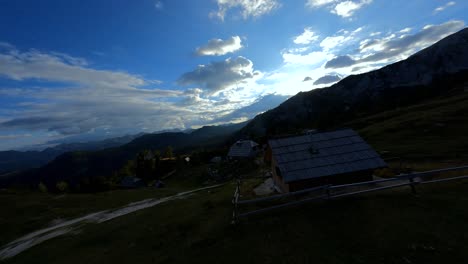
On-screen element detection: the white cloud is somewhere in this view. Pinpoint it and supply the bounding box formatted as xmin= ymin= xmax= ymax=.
xmin=264 ymin=26 xmax=367 ymax=95
xmin=434 ymin=1 xmax=456 ymax=13
xmin=178 ymin=56 xmax=261 ymax=94
xmin=399 ymin=27 xmax=412 ymax=34
xmin=306 ymin=0 xmax=336 ymax=8
xmin=273 ymin=19 xmax=465 ymax=98
xmin=319 ymin=26 xmax=362 ymax=51
xmin=288 ymin=47 xmax=310 ymax=53
xmin=324 ymin=20 xmax=465 ymax=70
xmin=210 ymin=0 xmax=280 ymax=21
xmin=0 ymin=49 xmax=153 ymax=88
xmin=0 ymin=45 xmax=266 ymax=142
xmin=332 ymin=0 xmax=372 ymax=18
xmin=282 ymin=51 xmax=330 ymax=66
xmin=320 ymin=36 xmax=347 ymax=51
xmin=306 ymin=0 xmax=372 ymax=18
xmin=195 ymin=36 xmax=243 ymax=56
xmin=293 ymin=28 xmax=319 ymax=45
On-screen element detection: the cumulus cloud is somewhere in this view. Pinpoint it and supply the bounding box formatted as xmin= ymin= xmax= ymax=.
xmin=313 ymin=74 xmax=342 ymax=85
xmin=195 ymin=36 xmax=243 ymax=56
xmin=306 ymin=0 xmax=372 ymax=18
xmin=2 ymin=30 xmax=361 ymax=150
xmin=210 ymin=0 xmax=280 ymax=21
xmin=434 ymin=1 xmax=456 ymax=13
xmin=332 ymin=0 xmax=372 ymax=18
xmin=399 ymin=27 xmax=412 ymax=34
xmin=320 ymin=35 xmax=350 ymax=51
xmin=293 ymin=28 xmax=319 ymax=45
xmin=319 ymin=27 xmax=363 ymax=51
xmin=0 ymin=45 xmax=254 ymax=141
xmin=177 ymin=56 xmax=261 ymax=94
xmin=273 ymin=26 xmax=364 ymax=91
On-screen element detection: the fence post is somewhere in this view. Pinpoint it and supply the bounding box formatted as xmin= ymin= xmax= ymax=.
xmin=231 ymin=178 xmax=241 ymax=224
xmin=326 ymin=185 xmax=331 ymax=200
xmin=409 ymin=176 xmax=417 ymax=194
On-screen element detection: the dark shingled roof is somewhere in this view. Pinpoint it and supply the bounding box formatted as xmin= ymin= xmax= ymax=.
xmin=228 ymin=140 xmax=259 ymax=158
xmin=269 ymin=129 xmax=387 ymax=183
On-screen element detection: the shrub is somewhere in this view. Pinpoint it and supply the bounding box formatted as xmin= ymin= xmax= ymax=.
xmin=38 ymin=182 xmax=48 ymax=193
xmin=56 ymin=181 xmax=69 ymax=193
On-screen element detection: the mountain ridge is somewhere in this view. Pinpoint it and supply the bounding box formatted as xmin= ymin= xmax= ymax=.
xmin=240 ymin=27 xmax=468 ymax=137
xmin=0 ymin=134 xmax=143 ymax=174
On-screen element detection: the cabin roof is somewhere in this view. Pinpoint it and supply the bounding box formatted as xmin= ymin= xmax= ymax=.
xmin=269 ymin=129 xmax=386 ymax=183
xmin=228 ymin=140 xmax=259 ymax=157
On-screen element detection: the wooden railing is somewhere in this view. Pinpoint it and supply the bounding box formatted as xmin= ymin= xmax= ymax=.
xmin=232 ymin=165 xmax=468 ymax=223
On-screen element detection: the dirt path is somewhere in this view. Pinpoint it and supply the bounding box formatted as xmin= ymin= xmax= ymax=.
xmin=0 ymin=184 xmax=224 ymax=260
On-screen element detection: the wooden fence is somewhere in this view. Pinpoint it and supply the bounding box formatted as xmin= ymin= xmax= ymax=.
xmin=231 ymin=165 xmax=468 ymax=223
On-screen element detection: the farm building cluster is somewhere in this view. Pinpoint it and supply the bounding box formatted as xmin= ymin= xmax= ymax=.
xmin=120 ymin=128 xmax=386 ymax=192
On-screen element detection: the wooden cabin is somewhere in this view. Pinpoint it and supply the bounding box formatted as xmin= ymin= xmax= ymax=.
xmin=268 ymin=129 xmax=387 ymax=193
xmin=228 ymin=140 xmax=260 ymax=159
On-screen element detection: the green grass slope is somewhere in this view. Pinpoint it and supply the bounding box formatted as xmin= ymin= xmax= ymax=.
xmin=350 ymin=91 xmax=468 ymax=159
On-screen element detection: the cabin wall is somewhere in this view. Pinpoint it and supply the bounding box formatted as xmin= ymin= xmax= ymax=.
xmin=271 ymin=157 xmax=289 ymax=193
xmin=287 ymin=170 xmax=374 ymax=193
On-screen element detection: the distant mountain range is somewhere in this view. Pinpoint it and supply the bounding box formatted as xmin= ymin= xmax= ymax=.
xmin=0 ymin=127 xmax=216 ymax=175
xmin=0 ymin=134 xmax=143 ymax=175
xmin=241 ymin=27 xmax=468 ymax=136
xmin=0 ymin=122 xmax=246 ymax=189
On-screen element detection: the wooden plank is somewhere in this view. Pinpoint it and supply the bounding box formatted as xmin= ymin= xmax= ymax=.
xmin=238 ymin=195 xmax=328 ymax=218
xmin=419 ymin=174 xmax=468 ymax=185
xmin=330 ymin=182 xmax=412 ymax=199
xmin=329 ymin=177 xmax=401 ymax=189
xmin=395 ymin=165 xmax=468 ymax=179
xmin=237 ymin=185 xmax=330 ymax=205
xmin=329 ymin=165 xmax=468 ymax=190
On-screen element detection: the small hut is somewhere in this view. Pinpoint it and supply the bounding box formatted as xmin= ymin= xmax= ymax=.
xmin=268 ymin=129 xmax=387 ymax=192
xmin=227 ymin=140 xmax=260 ymax=159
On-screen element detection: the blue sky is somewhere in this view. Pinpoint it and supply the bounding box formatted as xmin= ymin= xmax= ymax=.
xmin=0 ymin=0 xmax=466 ymax=150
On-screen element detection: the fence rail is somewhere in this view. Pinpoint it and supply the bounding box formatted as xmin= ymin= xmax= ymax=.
xmin=237 ymin=185 xmax=330 ymax=205
xmin=232 ymin=165 xmax=468 ymax=223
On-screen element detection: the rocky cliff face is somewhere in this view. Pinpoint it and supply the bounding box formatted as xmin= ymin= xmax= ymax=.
xmin=242 ymin=28 xmax=468 ymax=136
